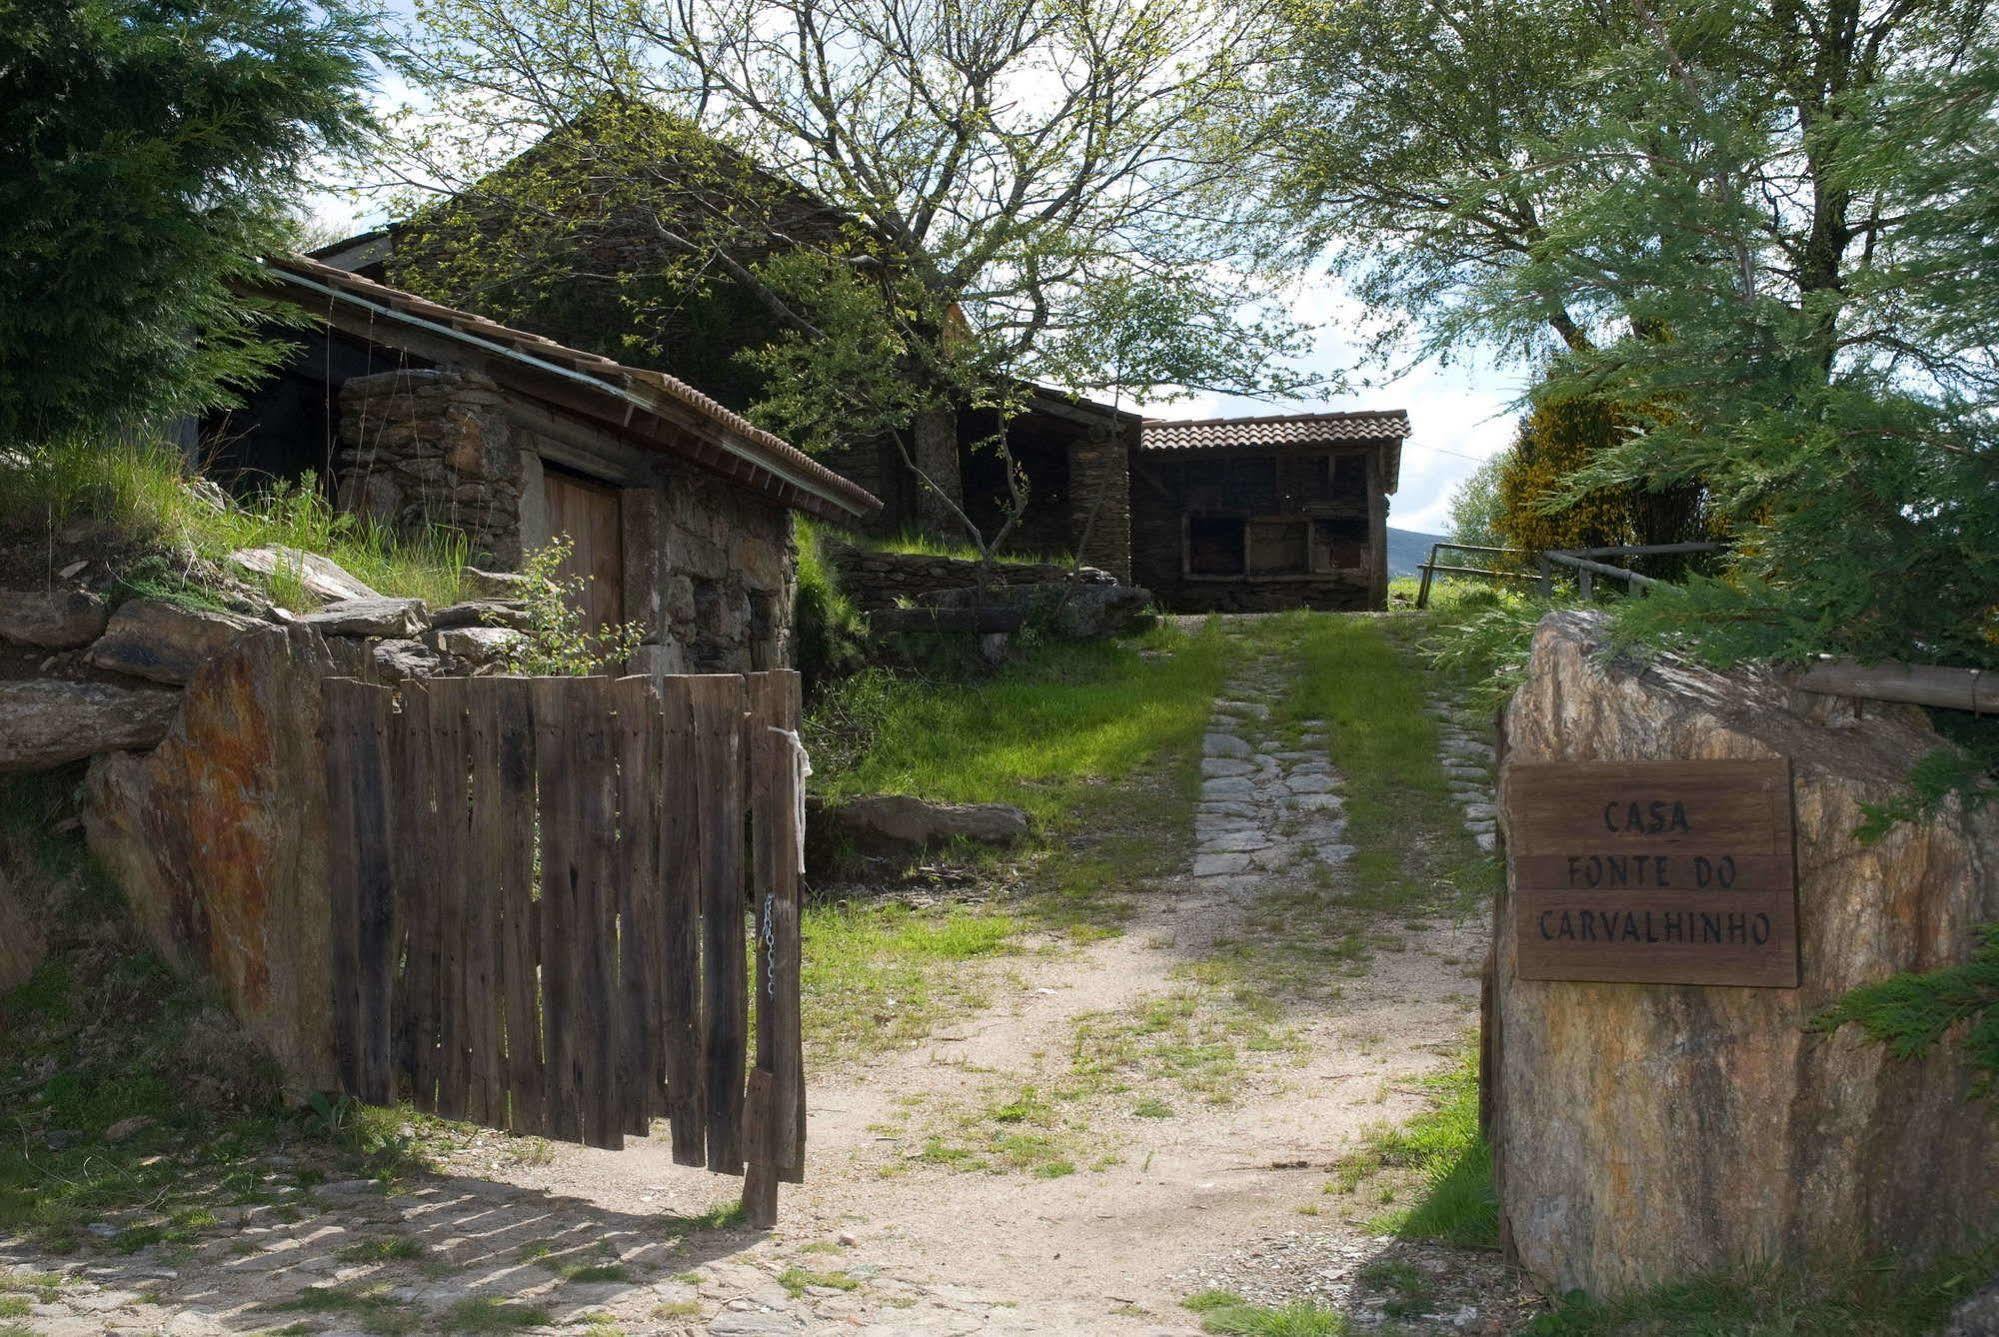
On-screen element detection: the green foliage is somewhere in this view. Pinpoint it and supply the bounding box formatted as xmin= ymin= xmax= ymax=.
xmin=501 ymin=537 xmax=648 ymax=676
xmin=1494 ymin=390 xmax=1713 ymax=570
xmin=1815 ymin=924 xmax=1999 ymax=1094
xmin=0 ymin=0 xmax=382 ymax=445
xmin=1444 ymin=450 xmax=1509 ymax=557
xmin=793 ymin=519 xmax=867 ymax=690
xmin=1421 ymin=587 xmax=1566 ymax=715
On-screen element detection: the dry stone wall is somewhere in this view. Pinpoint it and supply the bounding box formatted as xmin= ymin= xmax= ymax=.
xmin=1492 ymin=611 xmax=1999 ymax=1295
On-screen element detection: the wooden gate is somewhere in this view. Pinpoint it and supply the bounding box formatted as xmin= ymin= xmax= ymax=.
xmin=321 ymin=671 xmax=804 ymax=1224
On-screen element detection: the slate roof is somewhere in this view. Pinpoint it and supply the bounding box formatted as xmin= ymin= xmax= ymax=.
xmin=1139 ymin=410 xmax=1410 ymax=494
xmin=256 ymin=253 xmax=882 ymax=521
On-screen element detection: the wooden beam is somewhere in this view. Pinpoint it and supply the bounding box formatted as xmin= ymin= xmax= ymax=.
xmin=1788 ymin=661 xmax=1996 ymax=712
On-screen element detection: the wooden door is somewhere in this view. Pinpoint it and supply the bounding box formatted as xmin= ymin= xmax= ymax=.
xmin=542 ymin=468 xmax=624 ymax=635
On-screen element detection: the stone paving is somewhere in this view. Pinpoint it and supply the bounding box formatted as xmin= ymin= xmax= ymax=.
xmin=1193 ymin=663 xmax=1353 ymax=886
xmin=1426 ymin=694 xmax=1497 ymax=853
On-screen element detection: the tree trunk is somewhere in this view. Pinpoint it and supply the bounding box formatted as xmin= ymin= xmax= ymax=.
xmin=910 ymin=407 xmax=964 ymax=538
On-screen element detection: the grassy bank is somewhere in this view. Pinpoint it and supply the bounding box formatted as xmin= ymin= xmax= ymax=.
xmin=0 ymin=438 xmax=467 ymax=606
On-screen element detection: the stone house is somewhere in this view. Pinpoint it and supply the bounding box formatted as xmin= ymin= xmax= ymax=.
xmin=1130 ymin=411 xmax=1410 ymax=613
xmin=205 ymin=254 xmax=881 ymax=673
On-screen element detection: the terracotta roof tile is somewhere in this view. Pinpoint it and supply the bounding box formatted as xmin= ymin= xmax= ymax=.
xmin=1139 ymin=410 xmax=1411 ymax=452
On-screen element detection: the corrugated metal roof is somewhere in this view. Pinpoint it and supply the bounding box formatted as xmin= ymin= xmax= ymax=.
xmin=257 ymin=254 xmax=882 ymax=521
xmin=1138 ymin=410 xmax=1411 ymax=452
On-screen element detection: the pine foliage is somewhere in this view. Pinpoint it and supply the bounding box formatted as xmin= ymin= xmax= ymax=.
xmin=0 ymin=0 xmax=382 ymax=446
xmin=1816 ymin=925 xmax=1999 ymax=1095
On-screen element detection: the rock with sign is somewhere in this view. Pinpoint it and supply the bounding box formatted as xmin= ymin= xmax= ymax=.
xmin=1491 ymin=611 xmax=1999 ymax=1297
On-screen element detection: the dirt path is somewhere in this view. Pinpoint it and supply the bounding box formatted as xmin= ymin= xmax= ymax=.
xmin=9 ymin=620 xmax=1505 ymax=1336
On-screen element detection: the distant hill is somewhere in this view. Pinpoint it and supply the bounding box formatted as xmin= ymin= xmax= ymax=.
xmin=1387 ymin=527 xmax=1448 ymax=579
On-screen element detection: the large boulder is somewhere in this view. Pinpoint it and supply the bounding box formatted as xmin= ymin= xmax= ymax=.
xmin=0 ymin=587 xmax=109 ymax=649
xmin=228 ymin=547 xmax=380 ymax=604
xmin=84 ymin=623 xmax=341 ymax=1090
xmin=297 ymin=596 xmax=426 ymax=638
xmin=0 ymin=679 xmax=180 ymax=771
xmin=1492 ymin=611 xmax=1999 ymax=1296
xmin=88 ymin=598 xmax=260 ymax=684
xmin=818 ymin=794 xmax=1030 ymax=855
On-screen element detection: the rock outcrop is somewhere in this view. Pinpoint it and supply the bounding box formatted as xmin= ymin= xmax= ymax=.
xmin=0 ymin=679 xmax=181 ymax=771
xmin=88 ymin=598 xmax=261 ymax=685
xmin=1492 ymin=611 xmax=1999 ymax=1295
xmin=229 ymin=546 xmax=380 ymax=602
xmin=818 ymin=794 xmax=1030 ymax=855
xmin=0 ymin=868 xmax=46 ymax=996
xmin=84 ymin=624 xmax=342 ymax=1090
xmin=0 ymin=588 xmax=109 ymax=648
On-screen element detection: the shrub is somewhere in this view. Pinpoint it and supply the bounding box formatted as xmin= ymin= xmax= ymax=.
xmin=793 ymin=518 xmax=867 ymax=690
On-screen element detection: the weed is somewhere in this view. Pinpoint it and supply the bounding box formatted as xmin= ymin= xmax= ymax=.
xmin=267 ymin=1283 xmax=418 ymax=1336
xmin=440 ymin=1297 xmax=554 ymax=1333
xmin=1182 ymin=1290 xmax=1346 ymax=1335
xmin=1132 ymin=1097 xmax=1174 ymax=1119
xmin=777 ymin=1267 xmax=860 ymax=1297
xmin=1329 ymin=1048 xmax=1496 ymax=1249
xmin=654 ymin=1299 xmax=702 ymax=1318
xmin=337 ymin=1236 xmax=426 ymax=1263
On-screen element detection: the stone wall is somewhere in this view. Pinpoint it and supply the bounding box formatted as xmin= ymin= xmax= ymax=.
xmin=1492 ymin=611 xmax=1999 ymax=1295
xmin=627 ymin=461 xmax=795 ymax=675
xmin=827 ymin=542 xmax=1111 ymax=613
xmin=1069 ymin=430 xmax=1132 ymax=583
xmin=336 ymin=369 xmax=527 ymax=568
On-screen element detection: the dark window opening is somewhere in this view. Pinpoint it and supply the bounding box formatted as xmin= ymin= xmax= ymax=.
xmin=1248 ymin=520 xmax=1309 ymax=574
xmin=1228 ymin=458 xmax=1279 ymax=512
xmin=1314 ymin=515 xmax=1369 ymax=569
xmin=1333 ymin=453 xmax=1366 ymax=496
xmin=1187 ymin=515 xmax=1246 ymax=575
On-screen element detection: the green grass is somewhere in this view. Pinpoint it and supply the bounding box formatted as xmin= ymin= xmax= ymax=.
xmin=1329 ymin=1048 xmax=1498 ymax=1249
xmin=807 ymin=620 xmax=1228 ymax=824
xmin=1279 ymin=612 xmax=1497 ymax=922
xmin=777 ymin=1266 xmax=861 ymax=1296
xmin=1525 ymin=1244 xmax=1999 ymax=1336
xmin=1182 ymin=1290 xmax=1347 ymax=1335
xmin=859 ymin=527 xmax=1073 ymax=567
xmin=0 ymin=437 xmax=468 ymax=605
xmin=267 ymin=1284 xmax=419 ymax=1336
xmin=336 ymin=1235 xmax=427 ymax=1263
xmin=802 ymin=902 xmax=1019 ymax=1061
xmin=440 ymin=1297 xmax=554 ymax=1333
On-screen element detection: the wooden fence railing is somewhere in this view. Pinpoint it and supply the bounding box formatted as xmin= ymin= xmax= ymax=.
xmin=321 ymin=670 xmax=804 ymax=1224
xmin=1414 ymin=541 xmax=1728 ymax=608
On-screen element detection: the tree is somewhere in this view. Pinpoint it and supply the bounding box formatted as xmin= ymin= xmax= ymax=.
xmin=0 ymin=0 xmax=383 ymax=448
xmin=1271 ymin=0 xmax=1639 ymax=362
xmin=380 ymin=0 xmax=1313 ymax=542
xmin=1285 ymin=0 xmax=1998 ymax=667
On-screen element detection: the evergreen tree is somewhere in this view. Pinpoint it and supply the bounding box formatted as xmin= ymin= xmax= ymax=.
xmin=0 ymin=0 xmax=383 ymax=447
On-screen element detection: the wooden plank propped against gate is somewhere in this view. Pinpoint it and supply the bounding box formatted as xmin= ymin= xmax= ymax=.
xmin=461 ymin=679 xmax=507 ymax=1127
xmin=612 ymin=677 xmax=663 ymax=1138
xmin=534 ymin=678 xmax=585 ymax=1144
xmin=323 ymin=678 xmax=397 ymax=1104
xmin=488 ymin=679 xmax=545 ymax=1135
xmin=689 ymin=674 xmax=748 ymax=1174
xmin=427 ymin=678 xmax=473 ymax=1121
xmin=658 ymin=677 xmax=707 ymax=1167
xmin=394 ymin=682 xmax=441 ymax=1112
xmin=571 ymin=679 xmax=624 ymax=1151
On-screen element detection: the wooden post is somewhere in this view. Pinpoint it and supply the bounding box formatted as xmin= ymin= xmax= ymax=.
xmin=1416 ymin=545 xmax=1437 ymax=610
xmin=741 ymin=670 xmax=805 ymax=1228
xmin=323 ymin=679 xmax=398 ymax=1105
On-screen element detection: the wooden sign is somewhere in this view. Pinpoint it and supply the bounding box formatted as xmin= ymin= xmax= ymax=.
xmin=1505 ymin=759 xmax=1798 ymax=987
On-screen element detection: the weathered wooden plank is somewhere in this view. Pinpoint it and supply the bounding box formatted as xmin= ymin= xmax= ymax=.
xmin=613 ymin=676 xmax=662 ymax=1138
xmin=462 ymin=679 xmax=507 ymax=1128
xmin=739 ymin=1069 xmax=779 ymax=1228
xmin=570 ymin=679 xmax=623 ymax=1151
xmin=690 ymin=674 xmax=748 ymax=1174
xmin=323 ymin=679 xmax=398 ymax=1104
xmin=746 ymin=670 xmax=806 ymax=1188
xmin=491 ymin=678 xmax=545 ymax=1136
xmin=392 ymin=683 xmax=440 ymax=1111
xmin=427 ymin=678 xmax=472 ymax=1121
xmin=533 ymin=678 xmax=584 ymax=1143
xmin=658 ymin=677 xmax=706 ymax=1167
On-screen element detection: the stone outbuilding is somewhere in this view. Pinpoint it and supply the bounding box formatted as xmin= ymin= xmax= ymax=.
xmin=1128 ymin=411 xmax=1410 ymax=613
xmin=204 ymin=254 xmax=881 ymax=673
